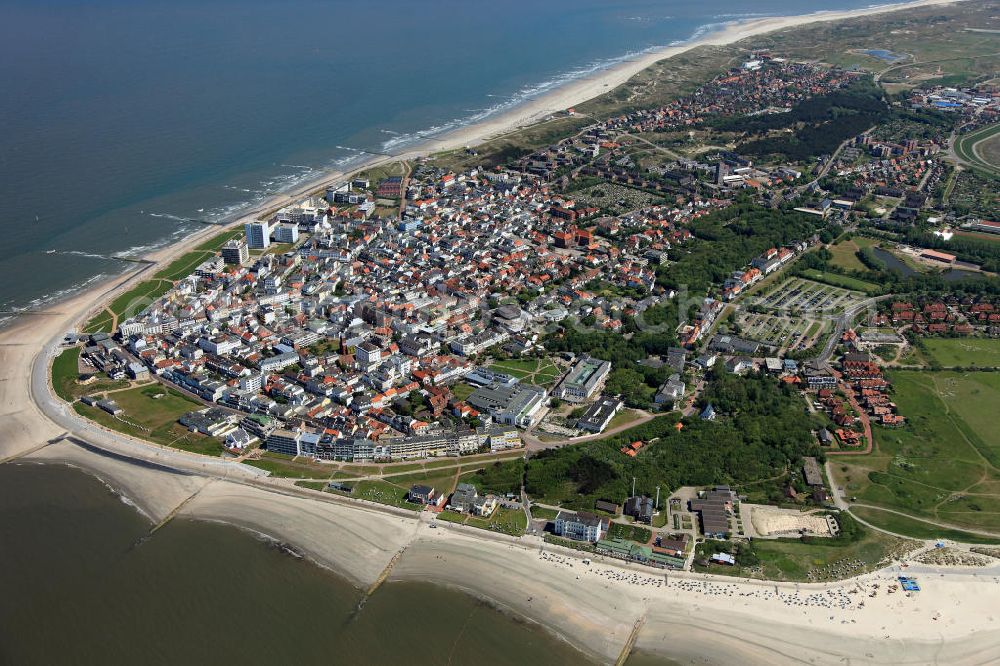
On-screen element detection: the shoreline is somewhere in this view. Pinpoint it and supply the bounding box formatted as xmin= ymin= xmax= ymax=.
xmin=0 ymin=0 xmax=965 ymax=328
xmin=23 ymin=442 xmax=1000 ymax=665
xmin=4 ymin=0 xmax=999 ymax=663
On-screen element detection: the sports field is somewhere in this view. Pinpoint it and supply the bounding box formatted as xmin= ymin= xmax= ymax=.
xmin=955 ymin=122 xmax=1000 ymax=178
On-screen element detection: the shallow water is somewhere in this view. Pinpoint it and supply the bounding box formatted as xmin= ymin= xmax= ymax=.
xmin=0 ymin=463 xmax=602 ymax=665
xmin=0 ymin=0 xmax=912 ymax=317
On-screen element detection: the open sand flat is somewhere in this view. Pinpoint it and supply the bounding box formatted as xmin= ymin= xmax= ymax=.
xmin=178 ymin=480 xmax=421 ymax=587
xmin=21 ymin=438 xmax=210 ymax=523
xmin=0 ymin=301 xmax=88 ymax=461
xmin=391 ymin=530 xmax=646 ymax=662
xmin=396 ymin=526 xmax=1000 ymax=664
xmin=750 ymin=505 xmax=833 ymax=537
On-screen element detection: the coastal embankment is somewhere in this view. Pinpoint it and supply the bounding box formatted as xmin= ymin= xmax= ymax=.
xmin=5 ymin=0 xmax=998 ymax=662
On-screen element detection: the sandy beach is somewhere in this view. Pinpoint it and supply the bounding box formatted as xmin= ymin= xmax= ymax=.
xmin=6 ymin=0 xmax=999 ymax=662
xmin=395 ymin=527 xmax=1000 ymax=664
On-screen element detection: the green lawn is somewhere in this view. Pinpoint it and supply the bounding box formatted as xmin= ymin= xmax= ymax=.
xmin=921 ymin=338 xmax=1000 ymax=368
xmin=245 ymin=452 xmax=334 ymax=479
xmin=106 ymin=279 xmax=173 ymax=323
xmin=955 ymin=122 xmax=1000 ymax=178
xmin=465 ymin=507 xmax=527 ymax=536
xmin=487 ymin=357 xmax=562 ymax=386
xmin=81 ymin=311 xmax=115 ymax=334
xmin=530 ymin=506 xmax=560 ymax=521
xmin=827 ymin=236 xmax=877 ymax=272
xmin=73 ymin=391 xmax=223 ymax=457
xmin=383 ymin=469 xmax=460 ymax=496
xmin=52 ymin=348 xmax=82 ymax=402
xmin=799 ymin=268 xmax=878 ymax=294
xmin=435 ymin=510 xmax=469 ymax=524
xmin=154 ymin=250 xmax=213 ymax=282
xmin=111 ymin=385 xmax=201 ymax=424
xmin=696 ymin=515 xmax=915 ymax=581
xmin=83 ymin=384 xmax=225 ymax=456
xmin=352 ymin=479 xmax=423 ymax=511
xmin=608 ymin=522 xmax=652 ymax=544
xmin=607 ymin=409 xmax=643 ymax=431
xmin=831 ymin=371 xmax=1000 ymax=536
xmin=851 ymin=506 xmax=1000 ymax=545
xmin=744 ymin=529 xmax=912 ymax=581
xmin=294 ymin=480 xmax=328 ymax=492
xmin=451 ymin=383 xmax=475 ymax=402
xmin=194 ymin=227 xmax=244 ymax=252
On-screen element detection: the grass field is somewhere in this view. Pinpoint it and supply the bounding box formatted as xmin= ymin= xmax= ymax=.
xmin=851 ymin=506 xmax=1000 ymax=545
xmin=831 ymin=371 xmax=1000 ymax=539
xmin=83 ymin=278 xmax=174 ymax=332
xmin=921 ymin=338 xmax=1000 ymax=368
xmin=465 ymin=507 xmax=527 ymax=536
xmin=607 ymin=409 xmax=643 ymax=431
xmin=52 ymin=348 xmax=82 ymax=402
xmin=799 ymin=269 xmax=879 ymax=294
xmin=382 ymin=469 xmax=461 ymax=496
xmin=293 ymin=480 xmax=328 ymax=492
xmin=79 ymin=225 xmax=244 ymax=334
xmin=245 ymin=453 xmax=335 ymax=479
xmin=530 ymin=506 xmax=560 ymax=521
xmin=82 ymin=311 xmax=115 ymax=334
xmin=154 ymin=250 xmax=213 ymax=282
xmin=352 ymin=479 xmax=423 ymax=511
xmin=742 ymin=530 xmax=913 ymax=581
xmin=451 ymin=383 xmax=475 ymax=401
xmin=827 ymin=236 xmax=877 ymax=272
xmin=487 ymin=357 xmax=562 ymax=386
xmin=194 ymin=227 xmax=243 ymax=252
xmin=953 ymin=230 xmax=1000 ymax=245
xmin=74 ymin=384 xmax=222 ymax=456
xmin=695 ymin=517 xmax=915 ymax=582
xmin=608 ymin=522 xmax=652 ymax=544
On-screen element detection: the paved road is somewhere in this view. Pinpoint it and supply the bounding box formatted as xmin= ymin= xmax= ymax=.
xmin=31 ymin=327 xmax=266 ymax=480
xmin=522 ymin=409 xmax=655 ymax=452
xmin=826 ymin=366 xmax=873 ymax=456
xmin=815 ymin=294 xmax=893 ymax=367
xmin=825 ymin=461 xmax=1000 ymax=542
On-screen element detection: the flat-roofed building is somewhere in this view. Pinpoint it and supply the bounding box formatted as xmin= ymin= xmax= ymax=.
xmin=244 ymin=220 xmax=271 ymax=250
xmin=690 ymin=486 xmax=737 ymax=539
xmin=576 ymin=396 xmax=623 ymax=433
xmin=554 ymin=355 xmax=611 ymax=403
xmin=221 ymin=239 xmax=249 ymax=265
xmin=266 ymin=428 xmax=301 ymax=456
xmin=468 ymin=382 xmax=547 ymax=428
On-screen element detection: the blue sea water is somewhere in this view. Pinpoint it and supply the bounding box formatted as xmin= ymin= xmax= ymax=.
xmin=0 ymin=0 xmax=904 ymax=317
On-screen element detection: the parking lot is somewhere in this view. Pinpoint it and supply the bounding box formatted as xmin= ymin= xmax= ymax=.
xmin=734 ymin=279 xmax=864 ymax=353
xmin=754 ymin=278 xmax=865 ymax=314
